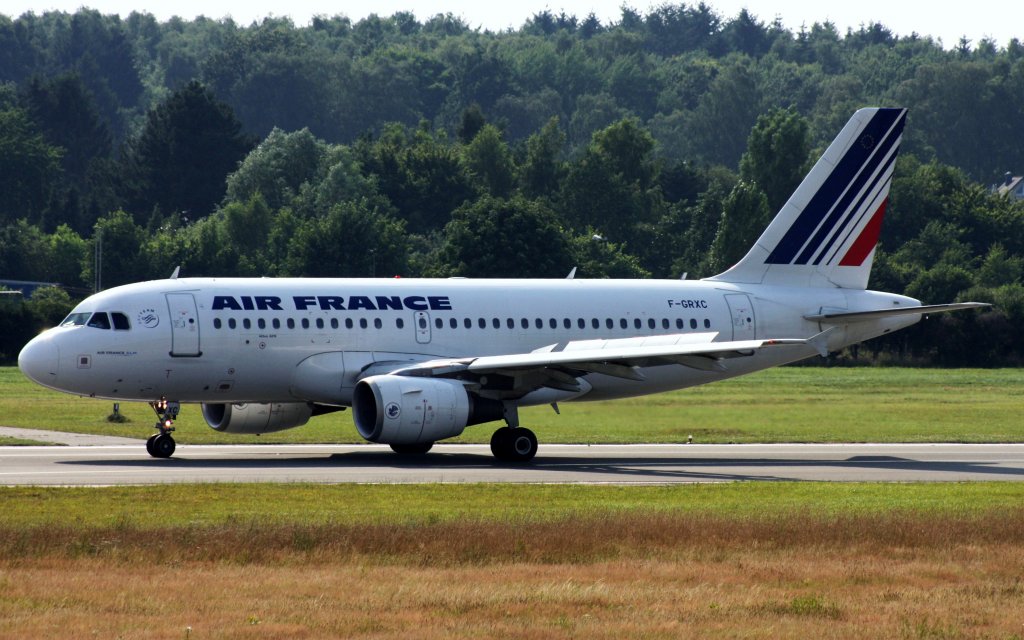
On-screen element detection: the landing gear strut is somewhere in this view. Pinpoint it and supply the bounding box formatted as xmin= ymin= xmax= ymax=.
xmin=147 ymin=398 xmax=179 ymax=459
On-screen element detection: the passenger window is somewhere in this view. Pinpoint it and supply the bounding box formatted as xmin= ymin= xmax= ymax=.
xmin=397 ymin=318 xmax=405 ymax=329
xmin=451 ymin=318 xmax=458 ymax=329
xmin=690 ymin=319 xmax=698 ymax=329
xmin=647 ymin=319 xmax=655 ymax=329
xmin=620 ymin=318 xmax=628 ymax=329
xmin=301 ymin=319 xmax=309 ymax=329
xmin=374 ymin=318 xmax=382 ymax=329
xmin=591 ymin=318 xmax=599 ymax=329
xmin=111 ymin=312 xmax=130 ymax=330
xmin=330 ymin=318 xmax=338 ymax=329
xmin=258 ymin=318 xmax=266 ymax=330
xmin=676 ymin=319 xmax=684 ymax=330
xmin=704 ymin=319 xmax=711 ymax=328
xmin=214 ymin=318 xmax=222 ymax=329
xmin=507 ymin=318 xmax=514 ymax=329
xmin=521 ymin=318 xmax=529 ymax=329
xmin=605 ymin=318 xmax=613 ymax=329
xmin=360 ymin=318 xmax=368 ymax=329
xmin=435 ymin=318 xmax=443 ymax=329
xmin=464 ymin=318 xmax=472 ymax=329
xmin=87 ymin=312 xmax=111 ymax=330
xmin=273 ymin=318 xmax=281 ymax=330
xmin=563 ymin=318 xmax=571 ymax=329
xmin=549 ymin=318 xmax=557 ymax=329
xmin=316 ymin=318 xmax=324 ymax=329
xmin=662 ymin=319 xmax=670 ymax=329
xmin=345 ymin=318 xmax=353 ymax=329
xmin=492 ymin=318 xmax=500 ymax=329
xmin=229 ymin=318 xmax=237 ymax=330
xmin=535 ymin=318 xmax=543 ymax=329
xmin=577 ymin=318 xmax=585 ymax=329
xmin=287 ymin=318 xmax=295 ymax=329
xmin=243 ymin=318 xmax=251 ymax=330
xmin=478 ymin=318 xmax=486 ymax=329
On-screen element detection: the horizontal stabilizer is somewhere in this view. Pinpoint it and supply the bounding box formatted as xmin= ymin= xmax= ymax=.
xmin=805 ymin=302 xmax=990 ymax=323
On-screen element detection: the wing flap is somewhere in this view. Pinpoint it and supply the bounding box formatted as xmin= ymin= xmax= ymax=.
xmin=388 ymin=333 xmax=815 ymax=379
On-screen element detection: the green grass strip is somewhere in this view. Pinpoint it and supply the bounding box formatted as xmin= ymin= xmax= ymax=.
xmin=2 ymin=482 xmax=1023 ymax=529
xmin=3 ymin=366 xmax=1023 ymax=444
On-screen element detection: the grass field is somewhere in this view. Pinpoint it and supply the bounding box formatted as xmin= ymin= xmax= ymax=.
xmin=2 ymin=365 xmax=1022 ymax=444
xmin=3 ymin=483 xmax=1024 ymax=638
xmin=4 ymin=366 xmax=1024 ymax=636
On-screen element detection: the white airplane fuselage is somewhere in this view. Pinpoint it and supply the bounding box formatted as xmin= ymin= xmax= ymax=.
xmin=20 ymin=276 xmax=919 ymax=406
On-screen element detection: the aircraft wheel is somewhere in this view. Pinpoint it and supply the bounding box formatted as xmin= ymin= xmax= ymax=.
xmin=150 ymin=433 xmax=176 ymax=459
xmin=491 ymin=427 xmax=537 ymax=462
xmin=390 ymin=442 xmax=434 ymax=455
xmin=145 ymin=434 xmax=158 ymax=457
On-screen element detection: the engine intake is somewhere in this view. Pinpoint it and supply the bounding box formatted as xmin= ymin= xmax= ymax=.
xmin=353 ymin=375 xmax=503 ymax=444
xmin=202 ymin=402 xmax=313 ymax=434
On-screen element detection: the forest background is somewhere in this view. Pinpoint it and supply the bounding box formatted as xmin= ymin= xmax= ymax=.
xmin=1 ymin=4 xmax=1022 ymax=365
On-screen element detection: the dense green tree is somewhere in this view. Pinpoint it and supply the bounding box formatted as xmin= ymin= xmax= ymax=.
xmin=434 ymin=195 xmax=571 ymax=277
xmin=356 ymin=123 xmax=473 ymax=233
xmin=520 ymin=117 xmax=567 ymax=199
xmin=85 ymin=210 xmax=146 ymax=289
xmin=225 ymin=128 xmax=328 ymax=210
xmin=24 ymin=285 xmax=74 ymax=327
xmin=284 ymin=200 xmax=408 ymax=277
xmin=0 ymin=107 xmax=62 ymax=225
xmin=568 ymin=232 xmax=649 ymax=278
xmin=559 ymin=118 xmax=662 ymax=245
xmin=706 ymin=180 xmax=771 ymax=274
xmin=122 ymin=81 xmax=255 ymax=221
xmin=462 ymin=124 xmax=515 ymax=198
xmin=738 ymin=108 xmax=811 ymax=213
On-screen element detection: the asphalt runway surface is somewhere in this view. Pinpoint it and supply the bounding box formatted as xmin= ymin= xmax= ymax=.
xmin=2 ymin=436 xmax=1024 ymax=485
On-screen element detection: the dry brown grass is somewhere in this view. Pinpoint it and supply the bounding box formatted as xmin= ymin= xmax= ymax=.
xmin=3 ymin=511 xmax=1024 ymax=638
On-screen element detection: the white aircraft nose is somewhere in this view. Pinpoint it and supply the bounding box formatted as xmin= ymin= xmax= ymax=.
xmin=18 ymin=333 xmax=60 ymax=386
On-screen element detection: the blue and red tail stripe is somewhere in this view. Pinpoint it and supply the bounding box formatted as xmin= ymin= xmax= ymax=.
xmin=764 ymin=108 xmax=906 ymax=266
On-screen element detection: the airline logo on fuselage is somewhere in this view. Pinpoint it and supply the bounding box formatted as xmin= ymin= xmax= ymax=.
xmin=211 ymin=295 xmax=453 ymax=312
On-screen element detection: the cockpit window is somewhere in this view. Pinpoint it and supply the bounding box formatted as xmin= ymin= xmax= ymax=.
xmin=111 ymin=312 xmax=131 ymax=330
xmin=87 ymin=312 xmax=111 ymax=330
xmin=60 ymin=313 xmax=90 ymax=327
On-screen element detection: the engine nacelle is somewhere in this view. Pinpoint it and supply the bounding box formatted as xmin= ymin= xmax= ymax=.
xmin=202 ymin=402 xmax=313 ymax=434
xmin=353 ymin=375 xmax=504 ymax=444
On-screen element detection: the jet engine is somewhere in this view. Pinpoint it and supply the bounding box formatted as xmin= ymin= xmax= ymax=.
xmin=353 ymin=375 xmax=504 ymax=445
xmin=202 ymin=402 xmax=313 ymax=434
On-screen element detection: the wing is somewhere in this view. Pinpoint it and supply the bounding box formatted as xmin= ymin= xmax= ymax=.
xmin=376 ymin=331 xmax=822 ymax=395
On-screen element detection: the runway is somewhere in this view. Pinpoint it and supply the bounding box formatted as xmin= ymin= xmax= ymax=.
xmin=2 ymin=442 xmax=1024 ymax=485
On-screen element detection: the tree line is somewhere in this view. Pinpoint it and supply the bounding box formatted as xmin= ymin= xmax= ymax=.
xmin=1 ymin=5 xmax=1023 ymax=365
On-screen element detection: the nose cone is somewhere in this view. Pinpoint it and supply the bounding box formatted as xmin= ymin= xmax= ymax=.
xmin=18 ymin=333 xmax=60 ymax=387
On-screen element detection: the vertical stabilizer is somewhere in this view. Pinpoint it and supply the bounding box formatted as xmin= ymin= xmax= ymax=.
xmin=708 ymin=108 xmax=907 ymax=289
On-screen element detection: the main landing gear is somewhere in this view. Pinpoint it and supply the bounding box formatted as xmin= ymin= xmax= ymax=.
xmin=490 ymin=426 xmax=538 ymax=462
xmin=147 ymin=398 xmax=179 ymax=459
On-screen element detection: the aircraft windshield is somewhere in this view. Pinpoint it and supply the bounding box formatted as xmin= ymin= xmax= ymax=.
xmin=86 ymin=312 xmax=111 ymax=330
xmin=60 ymin=313 xmax=90 ymax=327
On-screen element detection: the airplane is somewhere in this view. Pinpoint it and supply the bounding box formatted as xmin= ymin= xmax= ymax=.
xmin=18 ymin=108 xmax=987 ymax=461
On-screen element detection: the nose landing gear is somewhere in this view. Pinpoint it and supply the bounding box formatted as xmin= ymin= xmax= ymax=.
xmin=147 ymin=398 xmax=179 ymax=458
